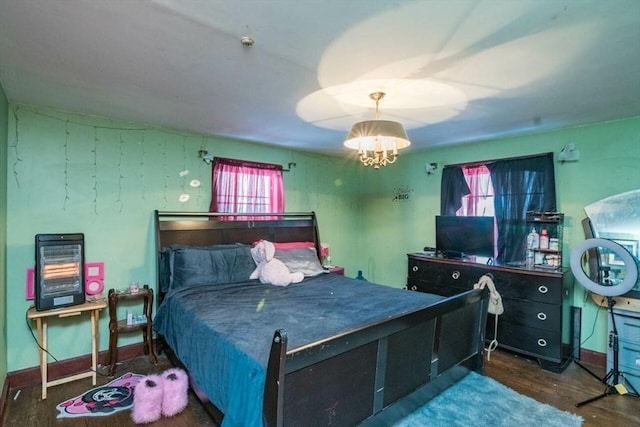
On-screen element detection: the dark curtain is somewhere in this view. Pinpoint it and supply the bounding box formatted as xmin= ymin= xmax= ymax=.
xmin=487 ymin=153 xmax=556 ymax=262
xmin=440 ymin=166 xmax=470 ymax=215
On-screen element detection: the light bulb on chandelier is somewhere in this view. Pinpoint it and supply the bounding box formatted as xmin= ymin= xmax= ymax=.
xmin=343 ymin=92 xmax=411 ymax=169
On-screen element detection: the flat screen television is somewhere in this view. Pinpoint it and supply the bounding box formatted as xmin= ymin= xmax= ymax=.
xmin=435 ymin=215 xmax=495 ymax=258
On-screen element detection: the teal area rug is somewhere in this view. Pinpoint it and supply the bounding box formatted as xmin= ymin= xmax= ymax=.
xmin=393 ymin=371 xmax=582 ymax=427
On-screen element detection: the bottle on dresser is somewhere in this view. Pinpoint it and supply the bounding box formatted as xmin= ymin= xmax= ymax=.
xmin=525 ymin=249 xmax=534 ymax=267
xmin=525 ymin=228 xmax=539 ymax=267
xmin=527 ymin=228 xmax=540 ymax=249
xmin=539 ymin=228 xmax=549 ymax=249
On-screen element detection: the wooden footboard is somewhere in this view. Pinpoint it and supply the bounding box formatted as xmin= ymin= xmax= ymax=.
xmin=263 ymin=287 xmax=489 ymax=427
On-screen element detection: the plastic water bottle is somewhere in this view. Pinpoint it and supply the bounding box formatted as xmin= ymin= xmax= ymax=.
xmin=525 ymin=250 xmax=534 ymax=268
xmin=526 ymin=227 xmax=539 ymax=249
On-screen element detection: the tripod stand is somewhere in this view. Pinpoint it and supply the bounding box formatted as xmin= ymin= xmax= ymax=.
xmin=574 ymin=296 xmax=640 ymax=407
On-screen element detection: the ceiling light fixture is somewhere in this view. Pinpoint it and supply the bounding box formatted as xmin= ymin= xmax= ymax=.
xmin=344 ymin=92 xmax=411 ymax=169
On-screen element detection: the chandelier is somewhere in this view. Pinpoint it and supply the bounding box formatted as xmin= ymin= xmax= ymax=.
xmin=343 ymin=92 xmax=411 ymax=169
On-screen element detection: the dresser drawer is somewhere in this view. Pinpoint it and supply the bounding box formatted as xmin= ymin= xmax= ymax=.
xmin=491 ymin=270 xmax=562 ymax=304
xmin=408 ymin=256 xmax=563 ymax=304
xmin=408 ymin=258 xmax=483 ymax=290
xmin=497 ymin=300 xmax=561 ymax=332
xmin=493 ymin=321 xmax=562 ymax=362
xmin=407 ymin=278 xmax=464 ymax=297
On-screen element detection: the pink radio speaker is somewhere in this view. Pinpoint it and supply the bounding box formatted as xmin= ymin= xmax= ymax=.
xmin=85 ymin=262 xmax=105 ymax=295
xmin=26 ymin=267 xmax=35 ymax=300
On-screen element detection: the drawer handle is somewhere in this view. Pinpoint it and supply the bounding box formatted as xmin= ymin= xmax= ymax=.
xmin=452 ymin=271 xmax=460 ymax=280
xmin=538 ymin=285 xmax=548 ymax=294
xmin=537 ymin=339 xmax=547 ymax=347
xmin=412 ymin=266 xmax=418 ymax=272
xmin=411 ymin=285 xmax=417 ymax=291
xmin=537 ymin=312 xmax=547 ymax=321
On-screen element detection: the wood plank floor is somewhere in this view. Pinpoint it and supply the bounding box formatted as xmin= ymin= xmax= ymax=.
xmin=485 ymin=350 xmax=639 ymax=427
xmin=3 ymin=349 xmax=639 ymax=426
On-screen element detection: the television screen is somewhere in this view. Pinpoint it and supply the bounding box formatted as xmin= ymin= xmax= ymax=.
xmin=435 ymin=215 xmax=495 ymax=258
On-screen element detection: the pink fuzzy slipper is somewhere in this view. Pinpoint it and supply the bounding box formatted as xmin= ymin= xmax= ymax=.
xmin=161 ymin=368 xmax=189 ymax=417
xmin=131 ymin=374 xmax=164 ymax=424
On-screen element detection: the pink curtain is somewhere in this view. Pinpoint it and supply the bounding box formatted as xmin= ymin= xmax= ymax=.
xmin=459 ymin=164 xmax=497 ymax=257
xmin=458 ymin=165 xmax=494 ymax=216
xmin=209 ymin=157 xmax=284 ymax=218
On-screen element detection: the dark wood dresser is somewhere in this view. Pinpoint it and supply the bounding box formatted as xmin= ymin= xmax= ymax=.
xmin=407 ymin=253 xmax=574 ymax=371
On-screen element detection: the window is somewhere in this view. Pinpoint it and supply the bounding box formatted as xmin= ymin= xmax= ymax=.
xmin=209 ymin=157 xmax=284 ymax=216
xmin=457 ymin=165 xmax=495 ymax=217
xmin=441 ymin=153 xmax=556 ymax=262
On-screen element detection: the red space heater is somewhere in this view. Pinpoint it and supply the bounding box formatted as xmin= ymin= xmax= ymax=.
xmin=35 ymin=233 xmax=85 ymax=311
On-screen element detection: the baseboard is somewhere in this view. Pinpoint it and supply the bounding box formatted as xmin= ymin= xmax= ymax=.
xmin=7 ymin=342 xmax=152 ymax=389
xmin=578 ymin=348 xmax=606 ymax=368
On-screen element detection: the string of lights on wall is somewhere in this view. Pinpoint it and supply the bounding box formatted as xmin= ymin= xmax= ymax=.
xmin=139 ymin=132 xmax=147 ymax=202
xmin=63 ymin=120 xmax=70 ymax=210
xmin=117 ymin=132 xmax=125 ymax=212
xmin=92 ymin=127 xmax=99 ymax=214
xmin=11 ymin=106 xmax=209 ymax=214
xmin=11 ymin=108 xmax=22 ymax=189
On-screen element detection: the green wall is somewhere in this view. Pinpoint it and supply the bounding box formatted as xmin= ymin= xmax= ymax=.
xmin=0 ymin=81 xmax=8 ymax=391
xmin=5 ymin=105 xmax=362 ymax=372
xmin=4 ymin=101 xmax=639 ymax=373
xmin=356 ymin=117 xmax=640 ymax=353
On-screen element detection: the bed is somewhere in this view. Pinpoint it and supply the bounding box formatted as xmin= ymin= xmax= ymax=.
xmin=153 ymin=210 xmax=489 ymax=427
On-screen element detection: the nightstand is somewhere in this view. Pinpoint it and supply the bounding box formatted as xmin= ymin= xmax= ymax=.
xmin=106 ymin=285 xmax=157 ymax=376
xmin=27 ymin=299 xmax=107 ymax=399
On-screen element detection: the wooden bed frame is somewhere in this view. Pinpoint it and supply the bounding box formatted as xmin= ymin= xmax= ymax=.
xmin=154 ymin=210 xmax=489 ymax=426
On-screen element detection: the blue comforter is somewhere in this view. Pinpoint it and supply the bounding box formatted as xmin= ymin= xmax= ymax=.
xmin=153 ymin=273 xmax=443 ymax=427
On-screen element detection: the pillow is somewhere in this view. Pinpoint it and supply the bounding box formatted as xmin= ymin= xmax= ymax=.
xmin=272 ymin=241 xmax=316 ymax=249
xmin=274 ymin=246 xmax=326 ymax=277
xmin=160 ymin=244 xmax=255 ymax=291
xmin=159 ymin=248 xmax=173 ymax=292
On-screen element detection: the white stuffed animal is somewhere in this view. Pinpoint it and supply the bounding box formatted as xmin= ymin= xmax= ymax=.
xmin=250 ymin=240 xmax=304 ymax=286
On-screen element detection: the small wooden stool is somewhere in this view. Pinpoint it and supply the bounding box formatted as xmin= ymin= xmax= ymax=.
xmin=105 ymin=285 xmax=157 ymax=376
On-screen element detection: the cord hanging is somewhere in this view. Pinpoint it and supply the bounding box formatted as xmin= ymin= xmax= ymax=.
xmin=473 ymin=274 xmax=503 ymax=361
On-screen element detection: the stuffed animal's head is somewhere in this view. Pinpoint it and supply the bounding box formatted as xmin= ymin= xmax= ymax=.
xmin=251 ymin=240 xmax=276 ymax=264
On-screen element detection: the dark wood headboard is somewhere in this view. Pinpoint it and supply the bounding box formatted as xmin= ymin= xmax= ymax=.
xmin=154 ymin=211 xmax=322 ymax=293
xmin=155 ymin=210 xmax=320 ymax=249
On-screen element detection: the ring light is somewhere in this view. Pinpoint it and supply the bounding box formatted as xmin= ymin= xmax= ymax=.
xmin=570 ymin=238 xmax=638 ymax=297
